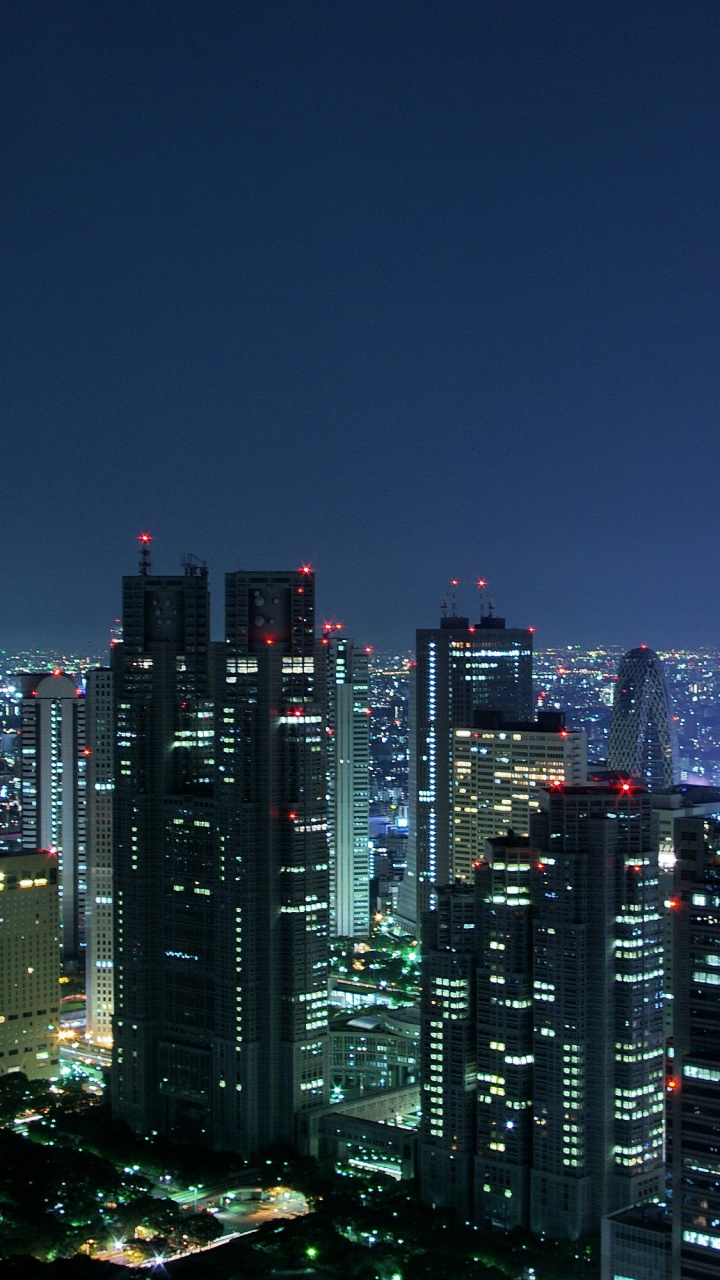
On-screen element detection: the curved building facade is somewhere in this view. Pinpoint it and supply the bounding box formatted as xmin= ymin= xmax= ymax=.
xmin=608 ymin=646 xmax=679 ymax=791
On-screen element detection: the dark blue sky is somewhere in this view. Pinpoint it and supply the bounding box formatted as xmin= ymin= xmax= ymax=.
xmin=4 ymin=2 xmax=720 ymax=654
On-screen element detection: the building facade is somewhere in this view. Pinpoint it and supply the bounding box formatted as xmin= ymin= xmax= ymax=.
xmin=19 ymin=671 xmax=87 ymax=968
xmin=608 ymin=647 xmax=679 ymax=792
xmin=0 ymin=849 xmax=60 ymax=1079
xmin=112 ymin=558 xmax=328 ymax=1154
xmin=452 ymin=712 xmax=586 ymax=882
xmin=400 ymin=613 xmax=533 ymax=930
xmin=316 ymin=636 xmax=370 ymax=939
xmin=670 ymin=816 xmax=720 ymax=1280
xmin=530 ymin=784 xmax=665 ymax=1239
xmin=85 ymin=668 xmax=114 ymax=1045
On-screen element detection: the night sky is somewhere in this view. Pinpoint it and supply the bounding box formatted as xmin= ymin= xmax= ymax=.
xmin=4 ymin=2 xmax=720 ymax=655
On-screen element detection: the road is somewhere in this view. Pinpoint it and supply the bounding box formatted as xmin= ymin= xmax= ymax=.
xmin=95 ymin=1184 xmax=308 ymax=1267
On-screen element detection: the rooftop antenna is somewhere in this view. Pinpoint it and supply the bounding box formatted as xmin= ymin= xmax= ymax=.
xmin=138 ymin=532 xmax=152 ymax=576
xmin=440 ymin=595 xmax=448 ymax=619
xmin=450 ymin=578 xmax=459 ymax=617
xmin=476 ymin=577 xmax=488 ymax=618
xmin=182 ymin=552 xmax=208 ymax=577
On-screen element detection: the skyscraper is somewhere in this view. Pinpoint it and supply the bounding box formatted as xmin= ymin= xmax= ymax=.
xmin=221 ymin=569 xmax=328 ymax=1148
xmin=608 ymin=647 xmax=679 ymax=792
xmin=451 ymin=711 xmax=586 ymax=882
xmin=670 ymin=816 xmax=720 ymax=1280
xmin=530 ymin=783 xmax=664 ymax=1239
xmin=400 ymin=611 xmax=533 ymax=929
xmin=19 ymin=670 xmax=87 ymax=968
xmin=85 ymin=668 xmax=114 ymax=1045
xmin=316 ymin=635 xmax=370 ymax=939
xmin=112 ymin=553 xmax=328 ymax=1153
xmin=420 ymin=883 xmax=478 ymax=1219
xmin=112 ymin=558 xmax=216 ymax=1142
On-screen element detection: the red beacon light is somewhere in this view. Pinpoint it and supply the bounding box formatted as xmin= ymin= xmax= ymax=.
xmin=288 ymin=811 xmax=297 ymax=821
xmin=666 ymin=1076 xmax=680 ymax=1093
xmin=299 ymin=564 xmax=312 ymax=575
xmin=620 ymin=781 xmax=632 ymax=793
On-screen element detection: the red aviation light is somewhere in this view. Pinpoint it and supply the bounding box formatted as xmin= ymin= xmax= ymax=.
xmin=53 ymin=667 xmax=62 ymax=677
xmin=300 ymin=564 xmax=312 ymax=575
xmin=265 ymin=637 xmax=274 ymax=646
xmin=82 ymin=748 xmax=92 ymax=757
xmin=559 ymin=728 xmax=569 ymax=738
xmin=288 ymin=811 xmax=297 ymax=821
xmin=451 ymin=578 xmax=459 ymax=587
xmin=476 ymin=579 xmax=487 ymax=589
xmin=640 ymin=643 xmax=648 ymax=650
xmin=528 ymin=627 xmax=536 ymax=634
xmin=297 ymin=587 xmax=304 ymax=595
xmin=472 ymin=859 xmax=483 ymax=870
xmin=335 ymin=622 xmax=343 ymax=631
xmin=620 ymin=782 xmax=632 ymax=793
xmin=666 ymin=1076 xmax=679 ymax=1093
xmin=139 ymin=532 xmax=152 ymax=544
xmin=668 ymin=897 xmax=680 ymax=910
xmin=365 ymin=645 xmax=373 ymax=654
xmin=323 ymin=621 xmax=333 ymax=632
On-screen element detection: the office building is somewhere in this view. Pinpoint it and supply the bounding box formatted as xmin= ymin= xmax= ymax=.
xmin=670 ymin=816 xmax=720 ymax=1280
xmin=112 ymin=558 xmax=216 ymax=1143
xmin=419 ymin=883 xmax=478 ymax=1219
xmin=475 ymin=834 xmax=537 ymax=1229
xmin=452 ymin=712 xmax=586 ymax=882
xmin=0 ymin=849 xmax=60 ymax=1079
xmin=530 ymin=783 xmax=665 ymax=1239
xmin=112 ymin=554 xmax=328 ymax=1154
xmin=19 ymin=670 xmax=87 ymax=968
xmin=84 ymin=668 xmax=114 ymax=1045
xmin=221 ymin=568 xmax=328 ymax=1148
xmin=609 ymin=647 xmax=679 ymax=791
xmin=400 ymin=611 xmax=533 ymax=929
xmin=316 ymin=635 xmax=370 ymax=939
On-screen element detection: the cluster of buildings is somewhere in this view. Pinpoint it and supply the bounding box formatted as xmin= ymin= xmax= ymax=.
xmin=2 ymin=558 xmax=720 ymax=1279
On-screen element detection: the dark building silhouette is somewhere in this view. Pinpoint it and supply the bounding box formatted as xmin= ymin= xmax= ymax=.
xmin=112 ymin=555 xmax=328 ymax=1153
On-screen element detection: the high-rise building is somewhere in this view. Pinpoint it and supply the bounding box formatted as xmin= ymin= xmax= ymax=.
xmin=475 ymin=834 xmax=536 ymax=1230
xmin=112 ymin=553 xmax=328 ymax=1154
xmin=451 ymin=712 xmax=586 ymax=882
xmin=316 ymin=635 xmax=370 ymax=939
xmin=19 ymin=671 xmax=87 ymax=968
xmin=419 ymin=883 xmax=478 ymax=1219
xmin=530 ymin=783 xmax=665 ymax=1239
xmin=112 ymin=559 xmax=215 ymax=1143
xmin=0 ymin=849 xmax=60 ymax=1079
xmin=85 ymin=668 xmax=114 ymax=1045
xmin=400 ymin=612 xmax=533 ymax=929
xmin=670 ymin=816 xmax=720 ymax=1280
xmin=608 ymin=647 xmax=679 ymax=792
xmin=221 ymin=569 xmax=328 ymax=1148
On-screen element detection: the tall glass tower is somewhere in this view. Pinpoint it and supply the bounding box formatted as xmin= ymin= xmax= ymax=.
xmin=608 ymin=646 xmax=679 ymax=791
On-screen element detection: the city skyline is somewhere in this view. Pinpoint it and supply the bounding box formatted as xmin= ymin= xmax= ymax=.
xmin=5 ymin=4 xmax=720 ymax=654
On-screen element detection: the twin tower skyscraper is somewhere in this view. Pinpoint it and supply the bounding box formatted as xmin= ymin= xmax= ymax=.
xmin=112 ymin=557 xmax=365 ymax=1153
